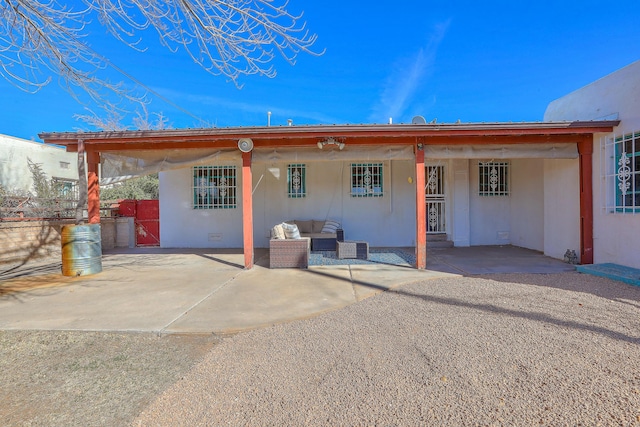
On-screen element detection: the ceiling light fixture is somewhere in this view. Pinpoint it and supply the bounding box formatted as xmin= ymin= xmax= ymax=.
xmin=317 ymin=137 xmax=345 ymax=150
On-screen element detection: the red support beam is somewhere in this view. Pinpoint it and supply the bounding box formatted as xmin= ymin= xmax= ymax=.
xmin=415 ymin=141 xmax=427 ymax=269
xmin=86 ymin=149 xmax=101 ymax=224
xmin=55 ymin=133 xmax=603 ymax=153
xmin=578 ymin=137 xmax=594 ymax=264
xmin=242 ymin=151 xmax=254 ymax=269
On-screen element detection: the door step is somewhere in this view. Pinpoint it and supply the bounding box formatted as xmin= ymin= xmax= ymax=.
xmin=427 ymin=234 xmax=453 ymax=248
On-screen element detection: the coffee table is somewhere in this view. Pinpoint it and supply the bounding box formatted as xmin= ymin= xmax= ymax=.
xmin=336 ymin=240 xmax=369 ymax=260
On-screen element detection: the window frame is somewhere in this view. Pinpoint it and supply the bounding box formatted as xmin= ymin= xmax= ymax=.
xmin=287 ymin=163 xmax=306 ymax=198
xmin=350 ymin=163 xmax=384 ymax=197
xmin=52 ymin=177 xmax=79 ymax=200
xmin=478 ymin=161 xmax=510 ymax=197
xmin=192 ymin=165 xmax=237 ymax=209
xmin=614 ymin=131 xmax=640 ymax=213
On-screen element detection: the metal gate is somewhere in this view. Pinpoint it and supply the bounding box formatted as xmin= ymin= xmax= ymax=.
xmin=135 ymin=200 xmax=160 ymax=246
xmin=117 ymin=199 xmax=160 ymax=247
xmin=426 ymin=165 xmax=446 ymax=234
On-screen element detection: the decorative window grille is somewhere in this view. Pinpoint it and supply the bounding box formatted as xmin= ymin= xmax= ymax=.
xmin=602 ymin=131 xmax=640 ymax=213
xmin=287 ymin=164 xmax=306 ymax=198
xmin=351 ymin=163 xmax=383 ymax=197
xmin=192 ymin=166 xmax=237 ymax=209
xmin=52 ymin=178 xmax=78 ymax=199
xmin=426 ymin=165 xmax=446 ymax=233
xmin=478 ymin=161 xmax=510 ymax=196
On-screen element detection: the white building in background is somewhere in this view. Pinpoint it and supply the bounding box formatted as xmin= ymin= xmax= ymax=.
xmin=0 ymin=133 xmax=79 ymax=195
xmin=545 ymin=60 xmax=640 ymax=269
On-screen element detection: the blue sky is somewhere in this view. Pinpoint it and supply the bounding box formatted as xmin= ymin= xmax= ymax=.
xmin=2 ymin=0 xmax=640 ymax=141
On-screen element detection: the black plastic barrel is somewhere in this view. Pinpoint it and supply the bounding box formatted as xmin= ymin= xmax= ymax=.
xmin=61 ymin=224 xmax=103 ymax=276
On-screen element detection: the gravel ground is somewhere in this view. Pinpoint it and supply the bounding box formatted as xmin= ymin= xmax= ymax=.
xmin=134 ymin=272 xmax=640 ymax=426
xmin=0 ymin=332 xmax=217 ymax=426
xmin=2 ymin=271 xmax=640 ymax=426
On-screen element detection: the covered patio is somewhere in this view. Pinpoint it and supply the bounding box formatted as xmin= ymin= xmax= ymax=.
xmin=39 ymin=120 xmax=618 ymax=270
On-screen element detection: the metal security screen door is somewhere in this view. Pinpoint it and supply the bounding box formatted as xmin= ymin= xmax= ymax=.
xmin=426 ymin=165 xmax=446 ymax=234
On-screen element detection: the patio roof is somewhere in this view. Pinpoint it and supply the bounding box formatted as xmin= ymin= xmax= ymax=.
xmin=39 ymin=120 xmax=619 ymax=152
xmin=38 ymin=119 xmax=619 ymax=270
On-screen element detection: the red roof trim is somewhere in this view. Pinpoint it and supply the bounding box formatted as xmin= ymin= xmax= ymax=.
xmin=39 ymin=120 xmax=619 ymax=151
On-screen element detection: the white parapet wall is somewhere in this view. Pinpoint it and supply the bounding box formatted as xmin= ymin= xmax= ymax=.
xmin=544 ymin=60 xmax=640 ymax=269
xmin=0 ymin=134 xmax=79 ymax=193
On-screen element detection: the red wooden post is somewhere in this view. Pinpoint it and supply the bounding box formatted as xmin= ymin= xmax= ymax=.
xmin=242 ymin=151 xmax=254 ymax=269
xmin=86 ymin=149 xmax=101 ymax=224
xmin=578 ymin=137 xmax=594 ymax=264
xmin=415 ymin=141 xmax=427 ymax=269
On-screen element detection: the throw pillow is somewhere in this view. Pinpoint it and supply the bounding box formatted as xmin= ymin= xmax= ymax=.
xmin=271 ymin=224 xmax=286 ymax=240
xmin=295 ymin=219 xmax=313 ymax=234
xmin=281 ymin=222 xmax=302 ymax=239
xmin=312 ymin=220 xmax=325 ymax=233
xmin=321 ymin=219 xmax=341 ymax=234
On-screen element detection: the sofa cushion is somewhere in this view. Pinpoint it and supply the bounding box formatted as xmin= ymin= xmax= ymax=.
xmin=271 ymin=223 xmax=286 ymax=239
xmin=312 ymin=220 xmax=325 ymax=233
xmin=305 ymin=233 xmax=337 ymax=239
xmin=295 ymin=219 xmax=314 ymax=234
xmin=321 ymin=220 xmax=341 ymax=234
xmin=281 ymin=222 xmax=302 ymax=239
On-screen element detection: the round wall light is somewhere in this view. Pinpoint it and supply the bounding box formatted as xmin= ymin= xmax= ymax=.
xmin=238 ymin=138 xmax=254 ymax=152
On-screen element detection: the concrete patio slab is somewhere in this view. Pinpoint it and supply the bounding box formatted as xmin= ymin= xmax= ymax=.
xmin=0 ymin=252 xmax=241 ymax=331
xmin=165 ymin=265 xmax=355 ymax=334
xmin=0 ymin=245 xmax=576 ymax=334
xmin=428 ymin=245 xmax=576 ymax=275
xmin=348 ymin=264 xmax=457 ymax=300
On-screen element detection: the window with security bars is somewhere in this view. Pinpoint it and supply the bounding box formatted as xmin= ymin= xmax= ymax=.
xmin=193 ymin=166 xmax=237 ymax=209
xmin=478 ymin=161 xmax=510 ymax=196
xmin=351 ymin=163 xmax=383 ymax=197
xmin=52 ymin=178 xmax=78 ymax=200
xmin=602 ymin=131 xmax=640 ymax=213
xmin=287 ymin=164 xmax=306 ymax=198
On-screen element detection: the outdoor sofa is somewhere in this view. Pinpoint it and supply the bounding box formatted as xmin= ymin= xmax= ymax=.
xmin=269 ymin=219 xmax=342 ymax=268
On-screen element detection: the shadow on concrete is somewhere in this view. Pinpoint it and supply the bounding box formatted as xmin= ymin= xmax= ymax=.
xmin=196 ymin=254 xmax=244 ymax=270
xmin=426 ymin=245 xmax=576 ymax=275
xmin=0 ymin=260 xmax=61 ymax=281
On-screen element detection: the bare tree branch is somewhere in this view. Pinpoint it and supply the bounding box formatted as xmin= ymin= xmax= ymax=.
xmin=73 ymin=104 xmax=172 ymax=131
xmin=73 ymin=108 xmax=130 ymax=131
xmin=1 ymin=0 xmax=322 ymax=105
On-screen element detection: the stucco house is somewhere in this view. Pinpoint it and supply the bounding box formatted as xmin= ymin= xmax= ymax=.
xmin=544 ymin=60 xmax=640 ymax=270
xmin=0 ymin=133 xmax=79 ymax=196
xmin=39 ymin=61 xmax=639 ymax=270
xmin=38 ymin=122 xmax=615 ymax=270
